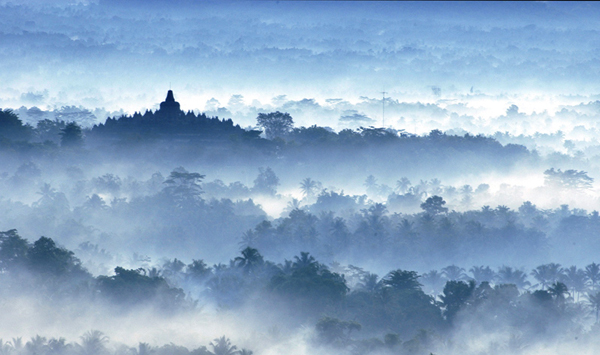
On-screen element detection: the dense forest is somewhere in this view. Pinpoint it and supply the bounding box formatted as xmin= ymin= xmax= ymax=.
xmin=2 ymin=91 xmax=600 ymax=354
xmin=4 ymin=2 xmax=600 ymax=353
xmin=3 ymin=227 xmax=600 ymax=355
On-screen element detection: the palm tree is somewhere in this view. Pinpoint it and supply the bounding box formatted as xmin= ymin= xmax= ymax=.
xmin=137 ymin=342 xmax=155 ymax=355
xmin=35 ymin=183 xmax=57 ymax=207
xmin=562 ymin=266 xmax=587 ymax=301
xmin=209 ymin=336 xmax=238 ymax=355
xmin=234 ymin=247 xmax=264 ymax=274
xmin=548 ymin=281 xmax=570 ymax=304
xmin=587 ymin=291 xmax=600 ymax=323
xmin=329 ymin=217 xmax=350 ymax=249
xmin=419 ymin=213 xmax=436 ymax=232
xmin=299 ymin=178 xmax=321 ymax=198
xmin=469 ymin=266 xmax=496 ymax=284
xmin=395 ymin=177 xmax=411 ymax=194
xmin=531 ymin=263 xmax=564 ymax=289
xmin=25 ymin=336 xmax=48 ymax=355
xmin=48 ymin=337 xmax=70 ymax=355
xmin=442 ymin=265 xmax=467 ymax=281
xmin=10 ymin=337 xmax=23 ymax=353
xmin=382 ymin=270 xmax=422 ymax=291
xmin=496 ymin=266 xmax=531 ymax=290
xmin=292 ymin=252 xmax=317 ymax=270
xmin=79 ymin=330 xmax=109 ymax=355
xmin=495 ymin=205 xmax=515 ymax=224
xmin=280 ymin=259 xmax=294 ymax=274
xmin=283 ymin=198 xmax=302 ymax=215
xmin=479 ymin=205 xmax=495 ymax=224
xmin=586 ymin=263 xmax=600 ymax=292
xmin=364 ymin=175 xmax=378 ymax=190
xmin=398 ymin=219 xmax=416 ymax=235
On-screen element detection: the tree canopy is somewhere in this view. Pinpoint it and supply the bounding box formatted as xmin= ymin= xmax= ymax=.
xmin=256 ymin=111 xmax=294 ymax=139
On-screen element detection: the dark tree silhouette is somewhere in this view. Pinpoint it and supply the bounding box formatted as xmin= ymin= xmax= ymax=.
xmin=292 ymin=251 xmax=317 ymax=270
xmin=28 ymin=236 xmax=87 ymax=277
xmin=548 ymin=281 xmax=570 ymax=303
xmin=256 ymin=111 xmax=294 ymax=139
xmin=162 ymin=167 xmax=205 ymax=207
xmin=382 ymin=270 xmax=422 ymax=291
xmin=0 ymin=109 xmax=32 ymax=141
xmin=440 ymin=280 xmax=475 ymax=323
xmin=0 ymin=229 xmax=29 ymax=272
xmin=59 ymin=122 xmax=83 ymax=147
xmin=420 ymin=196 xmax=448 ymax=215
xmin=234 ymin=247 xmax=264 ymax=274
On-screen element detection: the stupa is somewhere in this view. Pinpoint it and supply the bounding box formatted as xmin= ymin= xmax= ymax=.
xmin=159 ymin=90 xmax=181 ymax=115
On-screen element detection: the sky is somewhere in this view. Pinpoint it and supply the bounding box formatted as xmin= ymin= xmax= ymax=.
xmin=1 ymin=1 xmax=600 ymax=132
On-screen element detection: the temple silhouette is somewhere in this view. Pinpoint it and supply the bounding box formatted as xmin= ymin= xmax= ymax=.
xmin=159 ymin=90 xmax=181 ymax=116
xmin=90 ymin=90 xmax=261 ymax=142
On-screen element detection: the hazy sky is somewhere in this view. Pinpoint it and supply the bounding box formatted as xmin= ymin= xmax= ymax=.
xmin=1 ymin=1 xmax=600 ymax=130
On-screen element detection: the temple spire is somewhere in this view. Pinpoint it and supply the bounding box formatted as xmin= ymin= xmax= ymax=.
xmin=165 ymin=90 xmax=175 ymax=102
xmin=159 ymin=89 xmax=181 ymax=114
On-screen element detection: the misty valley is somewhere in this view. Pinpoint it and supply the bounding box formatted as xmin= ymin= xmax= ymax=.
xmin=1 ymin=87 xmax=600 ymax=355
xmin=4 ymin=1 xmax=600 ymax=354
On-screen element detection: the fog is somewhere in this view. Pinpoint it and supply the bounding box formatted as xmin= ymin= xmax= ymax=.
xmin=2 ymin=1 xmax=600 ymax=125
xmin=2 ymin=1 xmax=600 ymax=355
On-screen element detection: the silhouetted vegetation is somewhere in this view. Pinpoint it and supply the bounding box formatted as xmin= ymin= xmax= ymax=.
xmin=3 ymin=227 xmax=600 ymax=354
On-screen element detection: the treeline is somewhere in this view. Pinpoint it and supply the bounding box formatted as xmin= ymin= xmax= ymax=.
xmin=0 ymin=166 xmax=270 ymax=263
xmin=0 ymin=109 xmax=86 ymax=146
xmin=3 ymin=228 xmax=600 ymax=354
xmin=1 ymin=162 xmax=598 ymax=269
xmin=0 ymin=229 xmax=191 ymax=312
xmin=0 ymin=107 xmax=533 ymax=177
xmin=244 ymin=193 xmax=600 ymax=268
xmin=0 ymin=333 xmax=252 ymax=355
